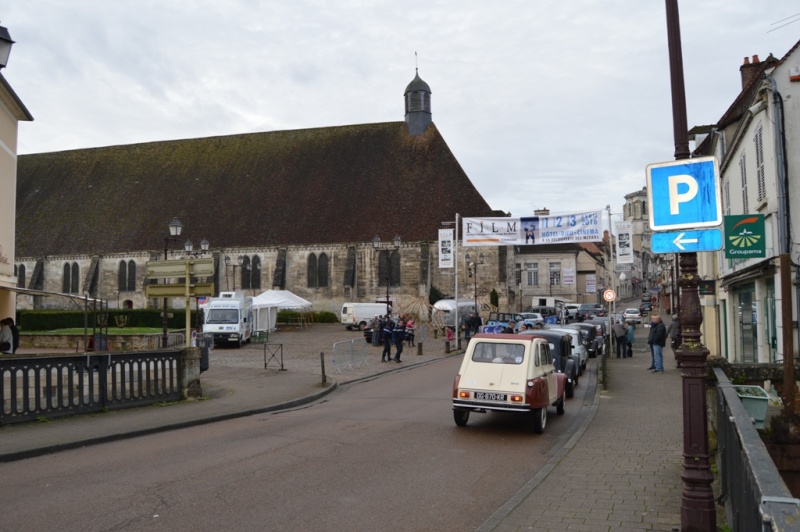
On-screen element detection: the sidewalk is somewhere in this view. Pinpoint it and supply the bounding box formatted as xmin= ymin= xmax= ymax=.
xmin=483 ymin=313 xmax=686 ymax=532
xmin=1 ymin=320 xmax=688 ymax=530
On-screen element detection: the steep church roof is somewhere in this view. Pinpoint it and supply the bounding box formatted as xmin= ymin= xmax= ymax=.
xmin=16 ymin=121 xmax=494 ymax=257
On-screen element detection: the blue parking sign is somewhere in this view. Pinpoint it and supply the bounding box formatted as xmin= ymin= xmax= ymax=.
xmin=646 ymin=157 xmax=722 ymax=231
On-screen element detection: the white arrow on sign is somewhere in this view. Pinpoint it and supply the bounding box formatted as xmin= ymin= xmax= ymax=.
xmin=673 ymin=232 xmax=699 ymax=251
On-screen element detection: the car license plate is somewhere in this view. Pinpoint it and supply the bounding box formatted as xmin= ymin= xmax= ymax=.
xmin=475 ymin=392 xmax=507 ymax=401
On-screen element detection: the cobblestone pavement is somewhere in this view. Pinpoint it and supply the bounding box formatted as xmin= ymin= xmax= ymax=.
xmin=209 ymin=322 xmax=462 ymax=383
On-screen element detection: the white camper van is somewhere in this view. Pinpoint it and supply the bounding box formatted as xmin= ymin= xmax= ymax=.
xmin=341 ymin=302 xmax=389 ymax=330
xmin=203 ymin=292 xmax=254 ymax=347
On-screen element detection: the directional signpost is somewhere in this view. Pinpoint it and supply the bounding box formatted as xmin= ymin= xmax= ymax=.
xmin=647 ymin=156 xmax=723 ymax=254
xmin=145 ymin=257 xmax=215 ymax=347
xmin=651 ymin=228 xmax=723 ymax=254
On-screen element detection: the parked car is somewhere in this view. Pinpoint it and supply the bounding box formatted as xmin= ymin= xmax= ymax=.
xmin=622 ymin=308 xmax=642 ymax=324
xmin=521 ymin=329 xmax=580 ymax=397
xmin=483 ymin=311 xmax=542 ymax=332
xmin=578 ymin=303 xmax=597 ymax=319
xmin=639 ymin=302 xmax=653 ymax=316
xmin=452 ymin=333 xmax=566 ymax=433
xmin=565 ymin=322 xmax=603 ymax=358
xmin=518 ymin=312 xmax=545 ymax=329
xmin=525 ymin=306 xmax=559 ymax=324
xmin=585 ymin=317 xmax=609 ymax=342
xmin=546 ymin=326 xmax=588 ymax=370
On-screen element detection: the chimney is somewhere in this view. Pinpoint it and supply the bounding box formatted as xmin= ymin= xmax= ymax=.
xmin=740 ymin=54 xmax=761 ymax=90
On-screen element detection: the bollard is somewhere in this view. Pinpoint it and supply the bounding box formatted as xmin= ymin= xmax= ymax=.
xmin=434 ymin=328 xmax=438 ymax=339
xmin=445 ymin=341 xmax=450 ymax=354
xmin=320 ymin=352 xmax=327 ymax=386
xmin=417 ymin=342 xmax=423 ymax=356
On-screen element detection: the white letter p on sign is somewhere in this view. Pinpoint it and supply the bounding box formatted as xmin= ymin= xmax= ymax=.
xmin=668 ymin=174 xmax=698 ymax=215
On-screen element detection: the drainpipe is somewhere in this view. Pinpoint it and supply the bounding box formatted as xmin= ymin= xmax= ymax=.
xmin=767 ymin=73 xmax=796 ymax=415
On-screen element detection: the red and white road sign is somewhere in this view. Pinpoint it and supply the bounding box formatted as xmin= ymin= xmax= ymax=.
xmin=603 ymin=289 xmax=616 ymax=302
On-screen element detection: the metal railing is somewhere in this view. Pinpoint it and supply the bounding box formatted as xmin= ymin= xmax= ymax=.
xmin=332 ymin=339 xmax=369 ymax=373
xmin=1 ymin=351 xmax=183 ymax=424
xmin=714 ymin=368 xmax=800 ymax=530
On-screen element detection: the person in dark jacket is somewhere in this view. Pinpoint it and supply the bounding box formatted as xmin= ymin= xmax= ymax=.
xmin=392 ymin=320 xmax=405 ymax=363
xmin=381 ymin=317 xmax=394 ymax=362
xmin=647 ymin=315 xmax=668 ymax=373
xmin=612 ymin=320 xmax=627 ymax=358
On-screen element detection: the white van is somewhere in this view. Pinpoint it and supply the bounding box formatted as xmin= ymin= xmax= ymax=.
xmin=202 ymin=292 xmax=254 ymax=347
xmin=341 ymin=302 xmax=389 ymax=330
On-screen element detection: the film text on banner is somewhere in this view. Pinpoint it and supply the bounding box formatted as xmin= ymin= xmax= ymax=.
xmin=438 ymin=229 xmax=454 ymax=268
xmin=462 ymin=211 xmax=603 ymax=247
xmin=615 ymin=221 xmax=633 ymax=264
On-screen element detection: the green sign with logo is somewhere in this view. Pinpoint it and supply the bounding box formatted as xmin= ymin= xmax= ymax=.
xmin=724 ymin=214 xmax=765 ymax=259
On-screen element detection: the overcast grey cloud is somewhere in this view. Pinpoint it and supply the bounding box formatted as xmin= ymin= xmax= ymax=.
xmin=3 ymin=1 xmax=799 ymax=220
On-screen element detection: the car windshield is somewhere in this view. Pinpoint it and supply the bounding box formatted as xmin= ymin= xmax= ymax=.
xmin=471 ymin=342 xmax=525 ymax=364
xmin=625 ymin=309 xmax=640 ymax=314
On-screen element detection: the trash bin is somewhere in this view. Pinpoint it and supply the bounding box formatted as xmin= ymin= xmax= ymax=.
xmin=734 ymin=385 xmax=770 ymax=429
xmin=93 ymin=333 xmax=108 ymax=352
xmin=198 ymin=333 xmax=213 ymax=372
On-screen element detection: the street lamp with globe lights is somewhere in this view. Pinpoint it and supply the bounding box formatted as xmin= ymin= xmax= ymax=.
xmin=0 ymin=24 xmax=15 ymax=69
xmin=161 ymin=218 xmax=183 ymax=348
xmin=373 ymin=235 xmax=401 ymax=316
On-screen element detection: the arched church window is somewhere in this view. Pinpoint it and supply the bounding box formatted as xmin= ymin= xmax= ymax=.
xmin=307 ymin=254 xmax=318 ymax=288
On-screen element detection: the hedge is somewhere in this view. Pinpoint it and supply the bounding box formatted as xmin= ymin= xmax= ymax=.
xmin=17 ymin=309 xmax=200 ymax=331
xmin=18 ymin=309 xmax=340 ymax=331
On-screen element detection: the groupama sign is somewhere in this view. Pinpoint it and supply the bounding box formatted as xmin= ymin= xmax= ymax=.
xmin=724 ymin=214 xmax=765 ymax=259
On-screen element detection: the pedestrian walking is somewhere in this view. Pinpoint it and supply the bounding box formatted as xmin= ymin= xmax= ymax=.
xmin=405 ymin=317 xmax=415 ymax=346
xmin=381 ymin=317 xmax=393 ymax=362
xmin=370 ymin=316 xmax=380 ymax=346
xmin=612 ymin=319 xmax=627 ymax=358
xmin=464 ymin=314 xmax=473 ymax=341
xmin=625 ymin=320 xmax=635 ymax=358
xmin=472 ymin=313 xmax=482 ymax=335
xmin=393 ymin=319 xmax=405 ymax=363
xmin=648 ymin=315 xmax=667 ymax=373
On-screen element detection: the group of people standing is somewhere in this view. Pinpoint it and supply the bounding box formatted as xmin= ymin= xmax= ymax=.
xmin=612 ymin=319 xmax=636 ymax=359
xmin=611 ymin=312 xmax=682 ymax=374
xmin=0 ymin=317 xmax=19 ymax=354
xmin=462 ymin=313 xmax=482 ymax=340
xmin=369 ymin=315 xmax=415 ymax=363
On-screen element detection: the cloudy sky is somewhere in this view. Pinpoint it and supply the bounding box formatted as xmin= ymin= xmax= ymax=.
xmin=3 ymin=1 xmax=799 ymax=223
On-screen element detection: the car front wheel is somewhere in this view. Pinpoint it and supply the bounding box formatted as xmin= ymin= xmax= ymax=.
xmin=532 ymin=407 xmax=546 ymax=434
xmin=453 ymin=409 xmax=470 ymax=427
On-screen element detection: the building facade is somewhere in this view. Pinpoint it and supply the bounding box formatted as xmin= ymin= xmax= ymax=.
xmin=695 ymin=45 xmax=800 ymax=364
xmin=0 ymin=69 xmax=33 ymax=318
xmin=14 ymin=72 xmax=510 ymax=316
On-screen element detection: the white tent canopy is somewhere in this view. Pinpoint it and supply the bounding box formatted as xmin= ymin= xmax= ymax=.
xmin=251 ymin=290 xmax=313 ymax=331
xmin=253 ymin=290 xmax=312 ymax=309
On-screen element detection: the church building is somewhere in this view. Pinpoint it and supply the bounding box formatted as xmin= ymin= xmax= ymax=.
xmin=14 ymin=71 xmax=505 ymax=314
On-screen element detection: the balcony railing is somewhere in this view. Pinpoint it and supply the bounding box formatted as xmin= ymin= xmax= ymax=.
xmin=713 ymin=367 xmax=800 ymax=530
